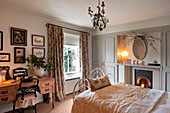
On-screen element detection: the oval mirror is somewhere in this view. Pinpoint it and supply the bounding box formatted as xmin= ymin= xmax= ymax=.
xmin=132 ymin=37 xmax=147 ymax=60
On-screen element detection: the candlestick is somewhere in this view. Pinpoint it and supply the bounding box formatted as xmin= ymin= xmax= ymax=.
xmin=101 ymin=0 xmax=105 ymax=7
xmin=88 ymin=4 xmax=91 ymax=11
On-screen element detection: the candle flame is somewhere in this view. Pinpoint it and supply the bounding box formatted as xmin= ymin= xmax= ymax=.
xmin=102 ymin=0 xmax=104 ymax=2
xmin=89 ymin=4 xmax=91 ymax=7
xmin=141 ymin=84 xmax=145 ymax=88
xmin=121 ymin=51 xmax=128 ymax=57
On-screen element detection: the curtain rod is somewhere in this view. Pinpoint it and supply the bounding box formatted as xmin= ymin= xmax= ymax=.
xmin=46 ymin=23 xmax=90 ymax=36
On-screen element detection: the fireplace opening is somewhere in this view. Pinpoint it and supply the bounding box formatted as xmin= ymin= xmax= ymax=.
xmin=135 ymin=69 xmax=152 ymax=88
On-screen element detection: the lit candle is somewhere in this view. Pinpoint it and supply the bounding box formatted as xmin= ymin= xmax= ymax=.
xmin=121 ymin=51 xmax=128 ymax=63
xmin=88 ymin=4 xmax=91 ymax=10
xmin=141 ymin=84 xmax=145 ymax=88
xmin=101 ymin=0 xmax=105 ymax=7
xmin=89 ymin=4 xmax=91 ymax=8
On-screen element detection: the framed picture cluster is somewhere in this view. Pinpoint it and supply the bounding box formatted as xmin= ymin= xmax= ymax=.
xmin=0 ymin=31 xmax=10 ymax=62
xmin=32 ymin=34 xmax=45 ymax=58
xmin=10 ymin=27 xmax=27 ymax=64
xmin=0 ymin=27 xmax=45 ymax=63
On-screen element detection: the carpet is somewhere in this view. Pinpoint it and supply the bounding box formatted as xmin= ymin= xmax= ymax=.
xmin=7 ymin=94 xmax=73 ymax=113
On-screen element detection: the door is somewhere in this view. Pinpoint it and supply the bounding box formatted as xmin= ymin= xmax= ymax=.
xmin=92 ymin=35 xmax=117 ymax=83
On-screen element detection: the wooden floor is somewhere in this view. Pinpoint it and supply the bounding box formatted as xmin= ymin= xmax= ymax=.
xmin=7 ymin=94 xmax=73 ymax=113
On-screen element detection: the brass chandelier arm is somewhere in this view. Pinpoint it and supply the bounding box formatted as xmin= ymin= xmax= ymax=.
xmin=98 ymin=0 xmax=100 ymax=6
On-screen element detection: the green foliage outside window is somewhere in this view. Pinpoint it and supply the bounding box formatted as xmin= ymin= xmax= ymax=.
xmin=63 ymin=45 xmax=79 ymax=73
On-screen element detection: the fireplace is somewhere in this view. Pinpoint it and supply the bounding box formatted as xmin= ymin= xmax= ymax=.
xmin=135 ymin=69 xmax=152 ymax=88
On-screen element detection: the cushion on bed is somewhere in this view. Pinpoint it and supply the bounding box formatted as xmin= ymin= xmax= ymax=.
xmin=88 ymin=75 xmax=111 ymax=90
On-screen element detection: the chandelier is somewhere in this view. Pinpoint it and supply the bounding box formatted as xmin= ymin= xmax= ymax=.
xmin=88 ymin=0 xmax=109 ymax=31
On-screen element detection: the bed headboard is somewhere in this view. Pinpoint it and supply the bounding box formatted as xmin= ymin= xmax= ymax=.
xmin=90 ymin=68 xmax=105 ymax=79
xmin=73 ymin=79 xmax=90 ymax=100
xmin=73 ymin=68 xmax=106 ymax=100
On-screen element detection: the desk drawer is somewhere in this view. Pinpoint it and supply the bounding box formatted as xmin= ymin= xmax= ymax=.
xmin=0 ymin=87 xmax=15 ymax=96
xmin=40 ymin=87 xmax=52 ymax=94
xmin=39 ymin=80 xmax=53 ymax=88
xmin=0 ymin=94 xmax=14 ymax=104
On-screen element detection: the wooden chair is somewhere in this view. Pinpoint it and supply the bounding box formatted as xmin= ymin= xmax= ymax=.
xmin=13 ymin=67 xmax=28 ymax=80
xmin=13 ymin=78 xmax=39 ymax=113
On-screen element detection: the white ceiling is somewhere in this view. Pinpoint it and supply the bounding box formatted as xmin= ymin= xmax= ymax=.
xmin=1 ymin=0 xmax=170 ymax=28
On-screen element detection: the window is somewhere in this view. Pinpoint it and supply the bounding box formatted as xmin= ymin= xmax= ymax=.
xmin=63 ymin=45 xmax=80 ymax=73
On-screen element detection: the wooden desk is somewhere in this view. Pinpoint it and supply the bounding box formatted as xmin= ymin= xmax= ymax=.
xmin=0 ymin=76 xmax=55 ymax=108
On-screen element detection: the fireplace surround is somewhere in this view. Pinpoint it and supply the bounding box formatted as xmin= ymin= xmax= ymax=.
xmin=135 ymin=69 xmax=152 ymax=88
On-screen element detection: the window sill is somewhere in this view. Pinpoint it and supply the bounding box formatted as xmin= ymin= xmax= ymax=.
xmin=65 ymin=77 xmax=80 ymax=81
xmin=65 ymin=73 xmax=81 ymax=81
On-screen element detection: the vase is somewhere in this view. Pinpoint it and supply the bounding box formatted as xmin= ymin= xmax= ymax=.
xmin=34 ymin=67 xmax=44 ymax=77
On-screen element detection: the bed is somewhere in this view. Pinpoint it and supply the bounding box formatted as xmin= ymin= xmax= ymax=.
xmin=71 ymin=68 xmax=170 ymax=113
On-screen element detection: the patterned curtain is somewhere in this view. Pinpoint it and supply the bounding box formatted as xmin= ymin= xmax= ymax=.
xmin=80 ymin=33 xmax=90 ymax=89
xmin=48 ymin=25 xmax=66 ymax=101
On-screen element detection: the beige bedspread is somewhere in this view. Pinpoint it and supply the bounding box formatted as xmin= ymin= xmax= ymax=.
xmin=71 ymin=83 xmax=165 ymax=113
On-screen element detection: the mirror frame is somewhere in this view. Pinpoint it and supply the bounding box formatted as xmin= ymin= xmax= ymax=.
xmin=132 ymin=36 xmax=147 ymax=60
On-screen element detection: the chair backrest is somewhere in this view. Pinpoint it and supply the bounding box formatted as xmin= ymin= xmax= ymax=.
xmin=19 ymin=78 xmax=39 ymax=100
xmin=13 ymin=67 xmax=28 ymax=80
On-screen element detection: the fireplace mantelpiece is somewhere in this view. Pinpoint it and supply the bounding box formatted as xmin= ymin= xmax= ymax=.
xmin=117 ymin=63 xmax=161 ymax=69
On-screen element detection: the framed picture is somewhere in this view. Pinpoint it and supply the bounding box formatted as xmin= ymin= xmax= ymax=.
xmin=0 ymin=31 xmax=3 ymax=50
xmin=32 ymin=47 xmax=45 ymax=58
xmin=14 ymin=47 xmax=25 ymax=63
xmin=11 ymin=27 xmax=27 ymax=46
xmin=32 ymin=34 xmax=45 ymax=46
xmin=0 ymin=53 xmax=10 ymax=62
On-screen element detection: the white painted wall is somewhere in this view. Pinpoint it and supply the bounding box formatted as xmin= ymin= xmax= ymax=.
xmin=92 ymin=15 xmax=170 ymax=36
xmin=0 ymin=5 xmax=92 ymax=112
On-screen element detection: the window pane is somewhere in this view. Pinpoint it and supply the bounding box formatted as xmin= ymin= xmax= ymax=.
xmin=68 ymin=47 xmax=76 ymax=55
xmin=64 ymin=56 xmax=68 ymax=72
xmin=64 ymin=47 xmax=67 ymax=56
xmin=63 ymin=45 xmax=80 ymax=74
xmin=69 ymin=55 xmax=77 ymax=72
